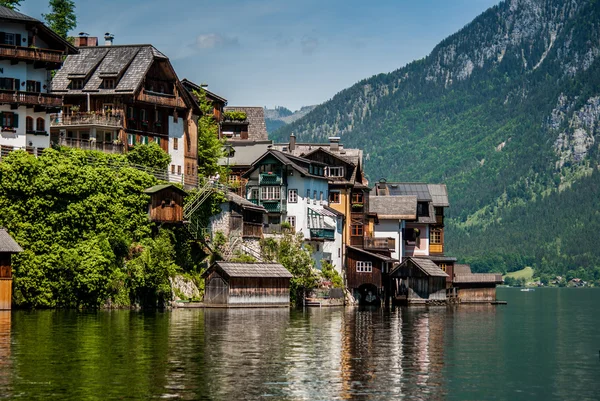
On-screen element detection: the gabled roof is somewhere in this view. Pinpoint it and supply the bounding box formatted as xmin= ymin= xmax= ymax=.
xmin=142 ymin=184 xmax=187 ymax=196
xmin=428 ymin=184 xmax=449 ymax=207
xmin=392 ymin=257 xmax=448 ymax=278
xmin=181 ymin=79 xmax=228 ymax=104
xmin=223 ymin=106 xmax=268 ymax=141
xmin=242 ymin=150 xmax=328 ymax=180
xmin=218 ymin=140 xmax=273 ymax=168
xmin=369 ymin=195 xmax=417 ymax=220
xmin=0 ymin=6 xmax=77 ymax=54
xmin=226 ymin=192 xmax=266 ymax=213
xmin=453 ymin=264 xmax=472 ymax=275
xmin=203 ymin=262 xmax=292 ymax=279
xmin=347 ymin=246 xmax=397 ymax=262
xmin=453 ymin=274 xmax=503 ymax=284
xmin=0 ymin=228 xmax=23 ymax=253
xmin=384 ymin=183 xmax=432 ymax=201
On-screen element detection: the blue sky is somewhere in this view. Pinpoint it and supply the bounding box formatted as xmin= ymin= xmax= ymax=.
xmin=23 ymin=0 xmax=499 ymax=110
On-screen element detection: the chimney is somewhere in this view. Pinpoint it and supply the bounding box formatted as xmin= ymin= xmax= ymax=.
xmin=329 ymin=136 xmax=340 ymax=152
xmin=289 ymin=133 xmax=296 ymax=152
xmin=74 ymin=32 xmax=98 ymax=47
xmin=104 ymin=32 xmax=115 ymax=46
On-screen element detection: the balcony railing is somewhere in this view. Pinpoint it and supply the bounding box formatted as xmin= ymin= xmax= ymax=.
xmin=0 ymin=90 xmax=62 ymax=107
xmin=50 ymin=113 xmax=123 ymax=128
xmin=59 ymin=138 xmax=125 ymax=154
xmin=430 ymin=244 xmax=444 ymax=254
xmin=243 ymin=222 xmax=263 ymax=238
xmin=310 ymin=228 xmax=335 ymax=240
xmin=137 ymin=89 xmax=186 ymax=108
xmin=364 ymin=237 xmax=396 ymax=251
xmin=0 ymin=44 xmax=64 ymax=64
xmin=261 ymin=200 xmax=281 ymax=213
xmin=259 ymin=172 xmax=282 ymax=185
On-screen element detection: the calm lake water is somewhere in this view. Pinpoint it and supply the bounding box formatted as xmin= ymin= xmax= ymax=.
xmin=0 ymin=288 xmax=599 ymax=400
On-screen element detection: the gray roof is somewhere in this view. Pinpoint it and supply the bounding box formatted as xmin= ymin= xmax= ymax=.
xmin=0 ymin=6 xmax=37 ymax=21
xmin=453 ymin=274 xmax=503 ymax=284
xmin=428 ymin=184 xmax=449 ymax=207
xmin=181 ymin=79 xmax=228 ymax=104
xmin=369 ymin=195 xmax=417 ymax=219
xmin=208 ymin=262 xmax=292 ymax=278
xmin=346 ymin=246 xmax=397 ymax=262
xmin=271 ymin=142 xmax=363 ymax=169
xmin=51 ymin=45 xmax=168 ymax=95
xmin=413 ymin=255 xmax=458 ymax=263
xmin=418 ymin=203 xmax=437 ymax=224
xmin=406 ymin=257 xmax=448 ymax=277
xmin=0 ymin=229 xmax=23 ymax=253
xmin=226 ymin=192 xmax=266 ymax=212
xmin=453 ymin=264 xmax=472 ymax=275
xmin=218 ymin=140 xmax=273 ymax=167
xmin=243 ymin=150 xmax=329 ymax=181
xmin=386 ymin=183 xmax=432 ymax=201
xmin=142 ymin=184 xmax=187 ymax=195
xmin=224 ymin=106 xmax=268 ymax=141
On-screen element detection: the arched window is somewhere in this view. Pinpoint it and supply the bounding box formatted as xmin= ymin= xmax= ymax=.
xmin=26 ymin=116 xmax=33 ymax=132
xmin=36 ymin=117 xmax=45 ymax=132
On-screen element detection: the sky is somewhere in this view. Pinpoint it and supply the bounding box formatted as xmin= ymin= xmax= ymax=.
xmin=22 ymin=0 xmax=500 ymax=110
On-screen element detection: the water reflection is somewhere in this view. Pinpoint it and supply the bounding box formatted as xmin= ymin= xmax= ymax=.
xmin=0 ymin=311 xmax=10 ymax=398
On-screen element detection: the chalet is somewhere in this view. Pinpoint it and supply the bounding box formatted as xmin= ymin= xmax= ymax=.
xmin=242 ymin=149 xmax=343 ymax=271
xmin=345 ymin=245 xmax=396 ymax=305
xmin=390 ymin=257 xmax=448 ymax=305
xmin=181 ymin=78 xmax=227 ymax=136
xmin=209 ymin=192 xmax=266 ymax=240
xmin=217 ymin=140 xmax=272 ymax=196
xmin=452 ymin=264 xmax=503 ymax=303
xmin=0 ymin=6 xmax=77 ymax=154
xmin=202 ymin=262 xmax=292 ymax=307
xmin=0 ymin=228 xmax=23 ymax=310
xmin=368 ymin=194 xmax=417 ymax=260
xmin=221 ymin=106 xmax=267 ymax=141
xmin=50 ymin=34 xmax=200 ymax=187
xmin=142 ymin=184 xmax=186 ymax=224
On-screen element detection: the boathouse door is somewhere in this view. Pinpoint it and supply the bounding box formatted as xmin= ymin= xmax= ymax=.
xmin=205 ymin=277 xmax=229 ymax=305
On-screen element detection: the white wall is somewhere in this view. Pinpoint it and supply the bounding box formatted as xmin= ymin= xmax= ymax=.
xmin=373 ymin=219 xmax=402 ymax=260
xmin=168 ymin=117 xmax=185 ymax=175
xmin=285 ymin=174 xmax=329 ymax=240
xmin=322 ymin=215 xmax=343 ymax=274
xmin=0 ymin=105 xmax=51 ymax=149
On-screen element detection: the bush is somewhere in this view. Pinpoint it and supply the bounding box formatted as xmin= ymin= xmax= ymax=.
xmin=126 ymin=142 xmax=171 ymax=170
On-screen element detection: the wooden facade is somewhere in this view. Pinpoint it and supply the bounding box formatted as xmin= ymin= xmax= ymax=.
xmin=453 ymin=267 xmax=503 ymax=303
xmin=143 ymin=184 xmax=186 ymax=223
xmin=0 ymin=229 xmax=23 ymax=310
xmin=346 ymin=246 xmax=396 ymax=305
xmin=456 ymin=286 xmax=498 ymax=303
xmin=202 ymin=262 xmax=292 ymax=307
xmin=391 ymin=258 xmax=448 ymax=305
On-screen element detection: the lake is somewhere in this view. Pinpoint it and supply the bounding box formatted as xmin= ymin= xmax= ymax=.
xmin=0 ymin=287 xmax=598 ymax=400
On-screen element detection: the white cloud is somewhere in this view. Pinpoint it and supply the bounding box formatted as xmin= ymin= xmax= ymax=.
xmin=194 ymin=33 xmax=240 ymax=49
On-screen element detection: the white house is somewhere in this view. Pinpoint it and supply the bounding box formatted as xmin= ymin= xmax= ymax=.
xmin=0 ymin=6 xmax=77 ymax=153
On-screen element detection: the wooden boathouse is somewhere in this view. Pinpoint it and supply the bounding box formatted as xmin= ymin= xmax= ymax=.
xmin=143 ymin=184 xmax=186 ymax=223
xmin=0 ymin=229 xmax=23 ymax=310
xmin=452 ymin=264 xmax=503 ymax=303
xmin=390 ymin=257 xmax=448 ymax=305
xmin=202 ymin=262 xmax=292 ymax=307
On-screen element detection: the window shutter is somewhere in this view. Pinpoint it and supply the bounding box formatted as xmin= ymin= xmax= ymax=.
xmin=36 ymin=82 xmax=41 ymax=92
xmin=0 ymin=33 xmax=5 ymax=44
xmin=13 ymin=113 xmax=18 ymax=128
xmin=16 ymin=34 xmax=21 ymax=46
xmin=14 ymin=79 xmax=20 ymax=91
xmin=0 ymin=112 xmax=4 ymax=127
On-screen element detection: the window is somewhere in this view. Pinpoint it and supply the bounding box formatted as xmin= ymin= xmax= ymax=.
xmin=156 ymin=137 xmax=161 ymax=146
xmin=328 ymin=166 xmax=344 ymax=177
xmin=268 ymin=215 xmax=280 ymax=225
xmin=351 ymin=224 xmax=363 ymax=236
xmin=417 ymin=202 xmax=429 ymax=217
xmin=356 ymin=261 xmax=372 ymax=273
xmin=173 ymin=137 xmax=178 ymax=150
xmin=329 ymin=191 xmax=341 ymax=203
xmin=352 ymin=192 xmax=364 ymax=204
xmin=36 ymin=117 xmax=45 ymax=132
xmin=439 ymin=263 xmax=447 ymax=272
xmin=430 ymin=228 xmax=442 ymax=244
xmin=70 ymin=79 xmax=84 ymax=90
xmin=177 ymin=165 xmax=181 ymax=175
xmin=127 ymin=107 xmax=134 ymax=120
xmin=102 ymin=79 xmax=115 ymax=89
xmin=320 ymin=191 xmax=324 ymax=202
xmin=251 ymin=188 xmax=259 ymax=200
xmin=140 ymin=109 xmax=147 ymax=122
xmin=26 ymin=80 xmax=41 ymax=92
xmin=306 ymin=189 xmax=310 ymax=199
xmin=102 ymin=131 xmax=112 ymax=143
xmin=286 ymin=216 xmax=296 ymax=228
xmin=154 ymin=110 xmax=160 ymax=122
xmin=1 ymin=112 xmax=17 ymax=128
xmin=4 ymin=33 xmax=16 ymax=46
xmin=26 ymin=116 xmax=33 ymax=132
xmin=288 ymin=189 xmax=298 ymax=203
xmin=0 ymin=78 xmax=18 ymax=90
xmin=171 ymin=165 xmax=175 ymax=174
xmin=103 ymin=104 xmax=114 ymax=113
xmin=313 ymin=190 xmax=317 ymax=200
xmin=261 ymin=186 xmax=280 ymax=200
xmin=142 ymin=136 xmax=149 ymax=145
xmin=127 ymin=134 xmax=135 ymax=146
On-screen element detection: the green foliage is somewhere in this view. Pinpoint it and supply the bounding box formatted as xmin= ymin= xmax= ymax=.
xmin=43 ymin=0 xmax=77 ymax=39
xmin=260 ymin=232 xmax=319 ymax=305
xmin=229 ymin=252 xmax=257 ymax=263
xmin=126 ymin=142 xmax=171 ymax=170
xmin=280 ymin=221 xmax=292 ymax=230
xmin=192 ymin=88 xmax=226 ymax=177
xmin=223 ymin=110 xmax=247 ymax=121
xmin=0 ymin=0 xmax=21 ymax=10
xmin=320 ymin=261 xmax=344 ymax=289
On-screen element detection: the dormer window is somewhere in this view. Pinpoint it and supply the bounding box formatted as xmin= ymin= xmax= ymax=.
xmin=102 ymin=79 xmax=115 ymax=89
xmin=70 ymin=79 xmax=84 ymax=90
xmin=328 ymin=166 xmax=344 ymax=177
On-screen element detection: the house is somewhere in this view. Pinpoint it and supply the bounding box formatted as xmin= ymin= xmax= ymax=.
xmin=345 ymin=245 xmax=397 ymax=305
xmin=452 ymin=264 xmax=503 ymax=303
xmin=50 ymin=34 xmax=200 ymax=187
xmin=242 ymin=149 xmax=343 ymax=272
xmin=202 ymin=262 xmax=292 ymax=307
xmin=218 ymin=140 xmax=273 ymax=196
xmin=0 ymin=6 xmax=77 ymax=154
xmin=209 ymin=192 xmax=266 ymax=245
xmin=369 ymin=194 xmax=417 ymax=260
xmin=0 ymin=228 xmax=23 ymax=310
xmin=142 ymin=184 xmax=186 ymax=224
xmin=221 ymin=106 xmax=268 ymax=141
xmin=390 ymin=257 xmax=448 ymax=305
xmin=181 ymin=78 xmax=227 ymax=136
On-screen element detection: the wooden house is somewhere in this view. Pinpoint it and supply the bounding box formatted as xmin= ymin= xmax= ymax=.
xmin=209 ymin=192 xmax=266 ymax=239
xmin=345 ymin=246 xmax=397 ymax=305
xmin=452 ymin=264 xmax=503 ymax=303
xmin=0 ymin=228 xmax=23 ymax=310
xmin=202 ymin=262 xmax=292 ymax=307
xmin=390 ymin=257 xmax=448 ymax=305
xmin=143 ymin=184 xmax=186 ymax=223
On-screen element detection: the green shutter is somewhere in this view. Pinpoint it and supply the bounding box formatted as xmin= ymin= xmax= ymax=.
xmin=13 ymin=113 xmax=18 ymax=128
xmin=156 ymin=137 xmax=160 ymax=146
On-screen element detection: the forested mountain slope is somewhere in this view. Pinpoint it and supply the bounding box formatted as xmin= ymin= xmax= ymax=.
xmin=272 ymin=0 xmax=600 ymax=276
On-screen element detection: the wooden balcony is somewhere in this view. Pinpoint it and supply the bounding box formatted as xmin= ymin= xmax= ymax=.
xmin=242 ymin=222 xmax=263 ymax=238
xmin=50 ymin=113 xmax=123 ymax=128
xmin=430 ymin=244 xmax=444 ymax=254
xmin=0 ymin=44 xmax=64 ymax=64
xmin=350 ymin=236 xmax=364 ymax=247
xmin=137 ymin=89 xmax=186 ymax=108
xmin=0 ymin=90 xmax=62 ymax=107
xmin=364 ymin=237 xmax=396 ymax=251
xmin=59 ymin=138 xmax=125 ymax=154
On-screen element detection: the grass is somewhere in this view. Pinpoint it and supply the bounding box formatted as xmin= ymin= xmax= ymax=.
xmin=503 ymin=266 xmax=534 ymax=280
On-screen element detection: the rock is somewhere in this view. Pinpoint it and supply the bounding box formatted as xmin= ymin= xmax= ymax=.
xmin=170 ymin=275 xmax=200 ymax=301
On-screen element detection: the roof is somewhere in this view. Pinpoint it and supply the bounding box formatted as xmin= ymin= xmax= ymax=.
xmin=242 ymin=150 xmax=329 ymax=180
xmin=204 ymin=262 xmax=292 ymax=279
xmin=385 ymin=183 xmax=432 ymax=201
xmin=428 ymin=184 xmax=449 ymax=207
xmin=0 ymin=229 xmax=23 ymax=253
xmin=323 ymin=205 xmax=345 ymax=217
xmin=223 ymin=106 xmax=268 ymax=141
xmin=271 ymin=141 xmax=363 ymax=169
xmin=226 ymin=192 xmax=266 ymax=213
xmin=453 ymin=274 xmax=503 ymax=284
xmin=369 ymin=195 xmax=417 ymax=220
xmin=346 ymin=246 xmax=397 ymax=262
xmin=51 ymin=45 xmax=176 ymax=96
xmin=218 ymin=140 xmax=273 ymax=167
xmin=453 ymin=264 xmax=472 ymax=275
xmin=308 ymin=205 xmax=338 ymax=218
xmin=0 ymin=6 xmax=77 ymax=54
xmin=418 ymin=203 xmax=437 ymax=224
xmin=394 ymin=257 xmax=448 ymax=277
xmin=142 ymin=184 xmax=187 ymax=196
xmin=181 ymin=79 xmax=228 ymax=104
xmin=413 ymin=255 xmax=458 ymax=263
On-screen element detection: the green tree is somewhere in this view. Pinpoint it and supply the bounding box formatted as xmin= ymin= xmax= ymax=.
xmin=192 ymin=88 xmax=225 ymax=177
xmin=0 ymin=0 xmax=22 ymax=10
xmin=43 ymin=0 xmax=76 ymax=39
xmin=320 ymin=261 xmax=344 ymax=289
xmin=126 ymin=142 xmax=171 ymax=170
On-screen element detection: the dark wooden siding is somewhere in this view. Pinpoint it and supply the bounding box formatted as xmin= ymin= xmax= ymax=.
xmin=0 ymin=255 xmax=11 ymax=279
xmin=457 ymin=287 xmax=496 ymax=303
xmin=148 ymin=189 xmax=184 ymax=223
xmin=204 ymin=270 xmax=229 ymax=305
xmin=0 ymin=255 xmax=11 ymax=310
xmin=229 ymin=277 xmax=290 ymax=305
xmin=346 ymin=247 xmax=383 ymax=290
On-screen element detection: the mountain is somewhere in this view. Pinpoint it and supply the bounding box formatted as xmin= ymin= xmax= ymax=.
xmin=271 ymin=0 xmax=600 ymax=280
xmin=264 ymin=105 xmax=317 ymax=134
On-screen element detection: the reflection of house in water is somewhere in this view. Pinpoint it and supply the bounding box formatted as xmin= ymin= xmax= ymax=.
xmin=0 ymin=311 xmax=10 ymax=394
